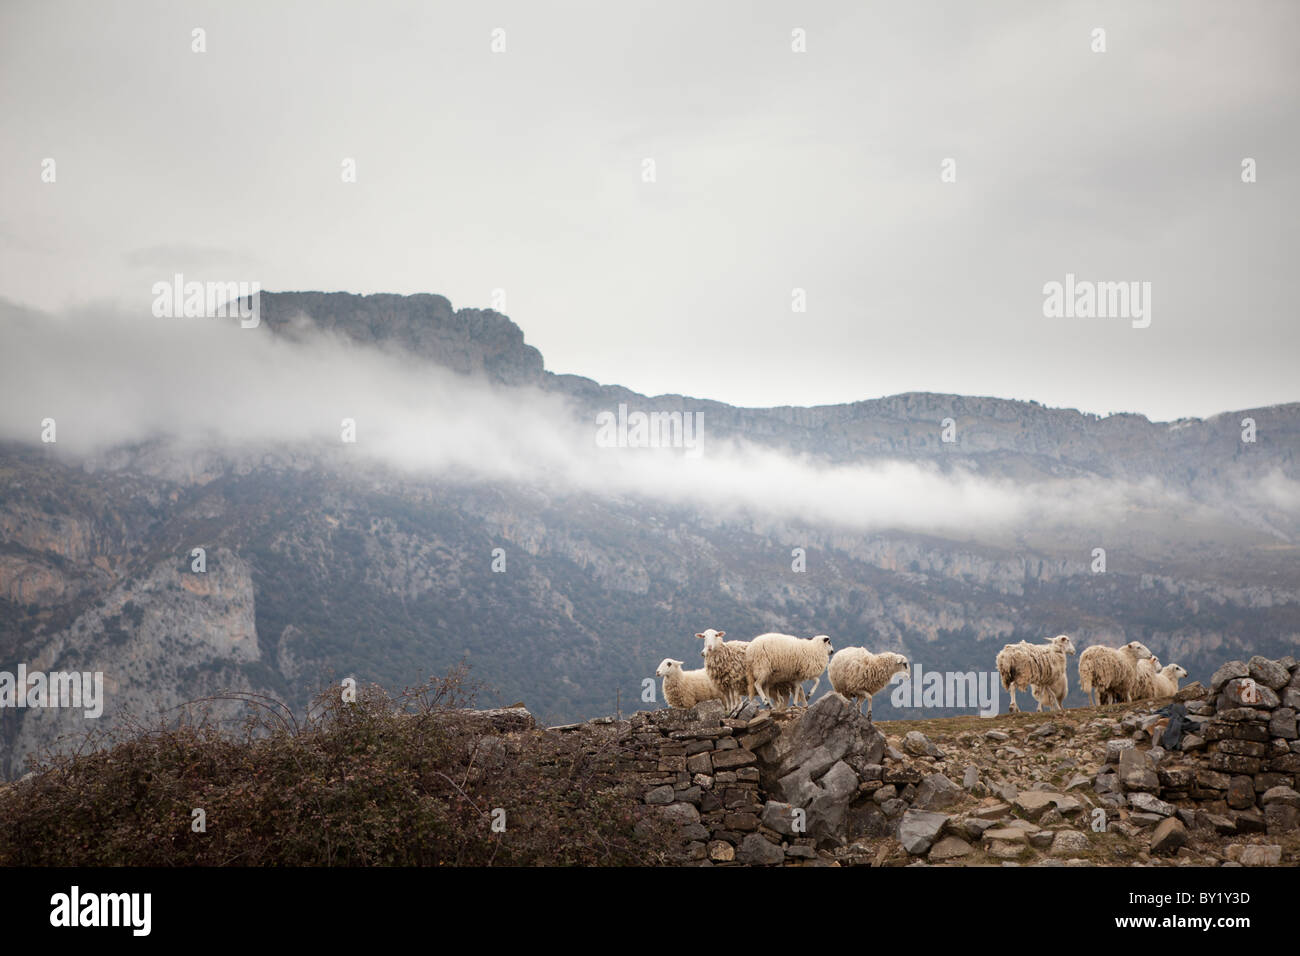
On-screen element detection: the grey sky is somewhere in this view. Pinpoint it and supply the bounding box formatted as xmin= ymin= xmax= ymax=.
xmin=1 ymin=0 xmax=1296 ymax=420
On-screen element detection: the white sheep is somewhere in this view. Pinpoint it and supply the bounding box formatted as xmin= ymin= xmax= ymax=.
xmin=655 ymin=658 xmax=722 ymax=710
xmin=1151 ymin=662 xmax=1187 ymax=698
xmin=696 ymin=628 xmax=751 ymax=713
xmin=995 ymin=635 xmax=1076 ymax=713
xmin=1031 ymin=660 xmax=1071 ymax=713
xmin=1078 ymin=641 xmax=1154 ymax=706
xmin=1132 ymin=656 xmax=1162 ymax=700
xmin=827 ymin=648 xmax=909 ymax=719
xmin=746 ymin=633 xmax=834 ymax=708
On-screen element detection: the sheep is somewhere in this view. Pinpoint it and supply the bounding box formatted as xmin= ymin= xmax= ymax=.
xmin=655 ymin=658 xmax=722 ymax=710
xmin=1132 ymin=657 xmax=1162 ymax=700
xmin=1030 ymin=658 xmax=1072 ymax=713
xmin=995 ymin=635 xmax=1077 ymax=713
xmin=696 ymin=628 xmax=751 ymax=714
xmin=746 ymin=633 xmax=835 ymax=708
xmin=827 ymin=648 xmax=910 ymax=719
xmin=1077 ymin=641 xmax=1155 ymax=706
xmin=695 ymin=629 xmax=808 ymax=713
xmin=1151 ymin=663 xmax=1188 ymax=698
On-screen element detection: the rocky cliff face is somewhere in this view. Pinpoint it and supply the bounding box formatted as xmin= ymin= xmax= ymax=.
xmin=258 ymin=292 xmax=546 ymax=386
xmin=2 ymin=547 xmax=261 ymax=777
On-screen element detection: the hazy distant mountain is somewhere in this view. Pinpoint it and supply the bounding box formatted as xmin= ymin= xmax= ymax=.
xmin=1 ymin=292 xmax=1296 ymax=777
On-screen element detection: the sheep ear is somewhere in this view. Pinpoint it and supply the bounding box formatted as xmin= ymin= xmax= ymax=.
xmin=717 ymin=631 xmax=725 ymax=638
xmin=695 ymin=633 xmax=705 ymax=640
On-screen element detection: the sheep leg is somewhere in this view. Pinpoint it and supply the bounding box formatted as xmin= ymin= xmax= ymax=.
xmin=1008 ymin=686 xmax=1019 ymax=713
xmin=806 ymin=677 xmax=820 ymax=701
xmin=865 ymin=695 xmax=873 ymax=721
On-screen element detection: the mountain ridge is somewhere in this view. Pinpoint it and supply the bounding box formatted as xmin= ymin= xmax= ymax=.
xmin=1 ymin=290 xmax=1297 ymax=777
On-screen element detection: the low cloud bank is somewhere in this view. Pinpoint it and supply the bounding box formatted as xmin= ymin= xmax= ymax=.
xmin=1 ymin=301 xmax=1292 ymax=537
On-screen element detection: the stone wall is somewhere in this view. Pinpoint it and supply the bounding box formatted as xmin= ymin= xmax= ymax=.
xmin=1089 ymin=655 xmax=1299 ymax=861
xmin=620 ymin=701 xmax=804 ymax=864
xmin=617 ymin=693 xmax=916 ymax=865
xmin=561 ymin=653 xmax=1300 ymax=866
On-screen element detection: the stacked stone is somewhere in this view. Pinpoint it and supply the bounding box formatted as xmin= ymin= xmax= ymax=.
xmin=1108 ymin=655 xmax=1300 ymax=846
xmin=626 ymin=699 xmax=792 ymax=865
xmin=625 ymin=693 xmax=910 ymax=865
xmin=1185 ymin=656 xmax=1300 ymax=835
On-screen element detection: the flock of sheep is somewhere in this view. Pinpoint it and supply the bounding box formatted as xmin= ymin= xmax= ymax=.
xmin=655 ymin=631 xmax=1188 ymax=719
xmin=997 ymin=636 xmax=1188 ymax=714
xmin=656 ymin=629 xmax=909 ymax=719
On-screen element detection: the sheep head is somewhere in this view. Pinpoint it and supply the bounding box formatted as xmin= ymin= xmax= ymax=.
xmin=885 ymin=652 xmax=910 ymax=677
xmin=813 ymin=635 xmax=834 ymax=653
xmin=656 ymin=658 xmax=683 ymax=678
xmin=1124 ymin=641 xmax=1154 ymax=661
xmin=1050 ymin=635 xmax=1077 ymax=656
xmin=696 ymin=628 xmax=726 ymax=657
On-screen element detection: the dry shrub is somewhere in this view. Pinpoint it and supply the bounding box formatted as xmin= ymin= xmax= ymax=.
xmin=0 ymin=664 xmax=673 ymax=866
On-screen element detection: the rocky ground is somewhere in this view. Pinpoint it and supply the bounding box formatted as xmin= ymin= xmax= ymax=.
xmin=866 ymin=703 xmax=1298 ymax=868
xmin=603 ymin=653 xmax=1300 ymax=866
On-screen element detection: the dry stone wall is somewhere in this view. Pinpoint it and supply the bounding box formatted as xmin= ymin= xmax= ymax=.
xmin=543 ymin=654 xmax=1300 ymax=866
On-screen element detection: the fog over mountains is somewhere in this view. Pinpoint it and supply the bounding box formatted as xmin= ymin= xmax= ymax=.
xmin=1 ymin=291 xmax=1297 ymax=777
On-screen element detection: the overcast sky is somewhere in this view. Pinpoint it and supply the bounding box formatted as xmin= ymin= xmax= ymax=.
xmin=1 ymin=0 xmax=1296 ymax=421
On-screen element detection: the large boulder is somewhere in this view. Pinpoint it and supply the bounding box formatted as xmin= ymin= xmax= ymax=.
xmin=760 ymin=801 xmax=802 ymax=837
xmin=913 ymin=773 xmax=962 ymax=811
xmin=1118 ymin=748 xmax=1160 ymax=792
xmin=760 ymin=693 xmax=884 ymax=803
xmin=1128 ymin=793 xmax=1175 ymax=817
xmin=736 ymin=833 xmax=785 ymax=865
xmin=928 ymin=836 xmax=973 ymax=861
xmin=803 ymin=761 xmax=860 ymax=846
xmin=1249 ymin=657 xmax=1291 ymax=692
xmin=1210 ymin=661 xmax=1249 ymax=694
xmin=1233 ymin=844 xmax=1282 ymax=866
xmin=1150 ymin=818 xmax=1187 ymax=855
xmin=897 ymin=809 xmax=949 ymax=855
xmin=1049 ymin=830 xmax=1091 ymax=856
xmin=1014 ymin=790 xmax=1083 ymax=819
xmin=1218 ymin=678 xmax=1281 ymax=711
xmin=902 ymin=731 xmax=944 ymax=758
